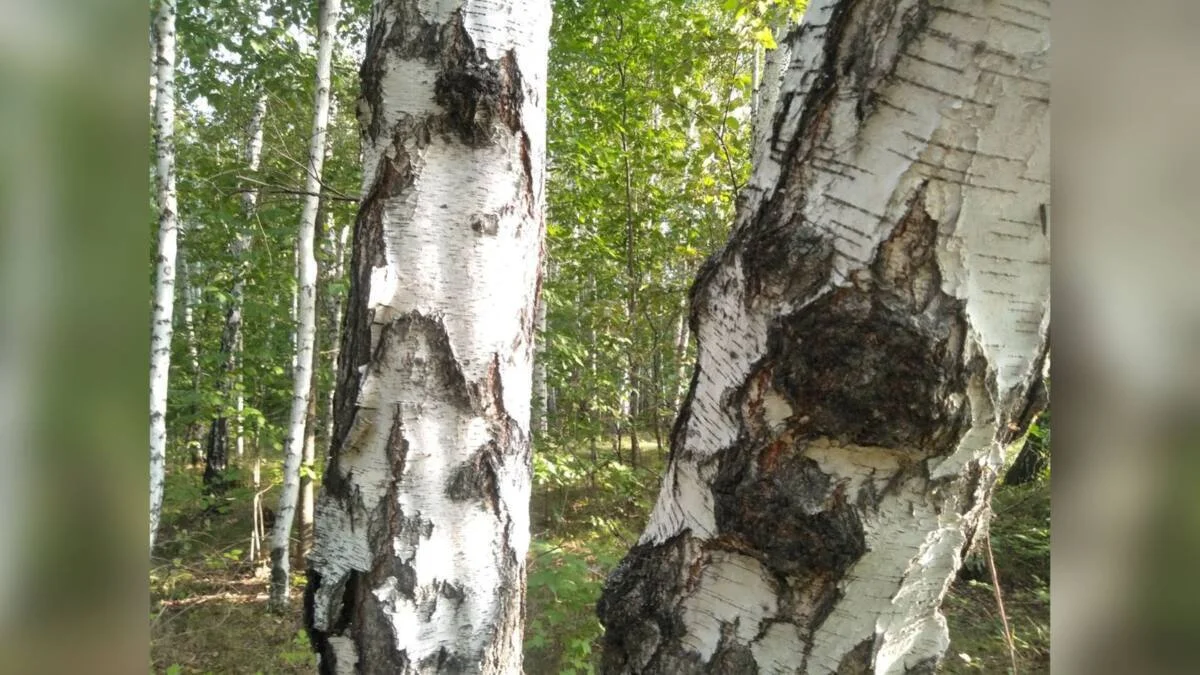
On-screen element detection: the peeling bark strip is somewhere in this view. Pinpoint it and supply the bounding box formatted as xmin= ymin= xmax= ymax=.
xmin=599 ymin=1 xmax=1049 ymax=673
xmin=305 ymin=1 xmax=550 ymax=672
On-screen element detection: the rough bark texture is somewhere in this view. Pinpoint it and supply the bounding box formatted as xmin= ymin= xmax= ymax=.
xmin=149 ymin=0 xmax=179 ymax=551
xmin=270 ymin=0 xmax=342 ymax=609
xmin=598 ymin=1 xmax=1050 ymax=673
xmin=304 ymin=1 xmax=550 ymax=672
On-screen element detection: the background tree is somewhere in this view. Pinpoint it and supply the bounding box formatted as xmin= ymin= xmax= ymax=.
xmin=150 ymin=0 xmax=180 ymax=551
xmin=597 ymin=0 xmax=1050 ymax=671
xmin=303 ymin=0 xmax=552 ymax=670
xmin=268 ymin=0 xmax=342 ymax=610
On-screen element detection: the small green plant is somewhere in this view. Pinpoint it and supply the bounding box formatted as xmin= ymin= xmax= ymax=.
xmin=281 ymin=629 xmax=317 ymax=667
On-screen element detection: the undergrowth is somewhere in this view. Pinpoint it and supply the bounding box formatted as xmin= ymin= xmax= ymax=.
xmin=151 ymin=437 xmax=1049 ymax=673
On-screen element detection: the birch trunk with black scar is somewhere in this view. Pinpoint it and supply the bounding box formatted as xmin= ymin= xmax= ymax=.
xmin=149 ymin=0 xmax=179 ymax=551
xmin=269 ymin=0 xmax=341 ymax=610
xmin=598 ymin=1 xmax=1050 ymax=673
xmin=303 ymin=1 xmax=550 ymax=671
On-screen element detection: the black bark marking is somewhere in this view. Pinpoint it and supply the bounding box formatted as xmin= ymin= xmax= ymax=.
xmin=755 ymin=185 xmax=970 ymax=454
xmin=306 ymin=568 xmax=363 ymax=675
xmin=418 ymin=647 xmax=473 ymax=672
xmin=770 ymin=294 xmax=967 ymax=452
xmin=841 ymin=0 xmax=933 ymax=121
xmin=713 ymin=443 xmax=865 ymax=576
xmin=434 ymin=15 xmax=524 ymax=146
xmin=445 ymin=442 xmax=503 ymax=518
xmin=598 ymin=532 xmax=698 ymax=674
xmin=706 ymin=625 xmax=759 ymax=674
xmin=741 ymin=219 xmax=835 ymax=303
xmin=835 ymin=637 xmax=877 ymax=674
xmin=470 ymin=212 xmax=499 ymax=236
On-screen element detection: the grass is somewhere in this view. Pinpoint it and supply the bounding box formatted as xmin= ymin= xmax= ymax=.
xmin=941 ymin=481 xmax=1052 ymax=673
xmin=151 ymin=439 xmax=1049 ymax=673
xmin=151 ymin=467 xmax=315 ymax=674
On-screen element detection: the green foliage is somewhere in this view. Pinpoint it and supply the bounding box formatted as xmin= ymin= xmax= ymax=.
xmin=280 ymin=630 xmax=318 ymax=668
xmin=153 ymin=0 xmax=1049 ymax=672
xmin=527 ymin=438 xmax=663 ymax=672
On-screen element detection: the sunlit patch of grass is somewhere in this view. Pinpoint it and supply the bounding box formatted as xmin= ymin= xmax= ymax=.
xmin=152 ymin=467 xmax=313 ymax=675
xmin=942 ymin=481 xmax=1051 ymax=673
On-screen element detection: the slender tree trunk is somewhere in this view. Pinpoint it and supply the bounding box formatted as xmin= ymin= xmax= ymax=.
xmin=177 ymin=259 xmax=204 ymax=468
xmin=148 ymin=0 xmax=179 ymax=552
xmin=651 ymin=346 xmax=664 ymax=453
xmin=304 ymin=1 xmax=551 ymax=670
xmin=671 ymin=292 xmax=690 ymax=413
xmin=323 ymin=214 xmax=350 ymax=452
xmin=598 ymin=1 xmax=1050 ymax=672
xmin=300 ymin=347 xmax=319 ymax=561
xmin=618 ymin=64 xmax=641 ymax=470
xmin=269 ymin=0 xmax=341 ymax=610
xmin=532 ymin=278 xmax=549 ymax=439
xmin=204 ymin=99 xmax=267 ymax=488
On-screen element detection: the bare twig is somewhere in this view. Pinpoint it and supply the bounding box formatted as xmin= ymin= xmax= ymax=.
xmin=236 ymin=175 xmax=360 ymax=202
xmin=986 ymin=532 xmax=1020 ymax=675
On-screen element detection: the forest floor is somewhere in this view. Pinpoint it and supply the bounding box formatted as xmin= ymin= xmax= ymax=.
xmin=150 ymin=441 xmax=1049 ymax=674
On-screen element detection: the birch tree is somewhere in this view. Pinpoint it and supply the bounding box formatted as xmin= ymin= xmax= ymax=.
xmin=304 ymin=0 xmax=551 ymax=670
xmin=205 ymin=95 xmax=266 ymax=488
xmin=598 ymin=0 xmax=1050 ymax=672
xmin=149 ymin=0 xmax=179 ymax=551
xmin=268 ymin=0 xmax=342 ymax=609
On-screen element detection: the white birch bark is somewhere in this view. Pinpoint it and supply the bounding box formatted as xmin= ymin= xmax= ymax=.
xmin=750 ymin=17 xmax=793 ymax=171
xmin=599 ymin=1 xmax=1050 ymax=673
xmin=304 ymin=1 xmax=551 ymax=671
xmin=206 ymin=96 xmax=267 ymax=480
xmin=671 ymin=290 xmax=691 ymax=412
xmin=269 ymin=0 xmax=342 ymax=609
xmin=532 ymin=265 xmax=549 ymax=438
xmin=236 ymin=95 xmax=267 ymax=461
xmin=148 ymin=0 xmax=179 ymax=552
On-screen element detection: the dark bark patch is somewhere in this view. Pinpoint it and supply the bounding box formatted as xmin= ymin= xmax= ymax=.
xmin=306 ymin=568 xmax=363 ymax=675
xmin=740 ymin=218 xmax=835 ymax=304
xmin=707 ymin=627 xmax=758 ymax=674
xmin=434 ymin=15 xmax=524 ymax=146
xmin=598 ymin=532 xmax=693 ymax=674
xmin=871 ymin=182 xmax=942 ymax=312
xmin=357 ymin=583 xmax=412 ymax=673
xmin=439 ymin=580 xmax=466 ymax=603
xmin=713 ymin=446 xmax=865 ymax=576
xmin=376 ymin=313 xmax=474 ymax=410
xmin=835 ymin=636 xmax=877 ymax=674
xmin=470 ymin=212 xmax=499 ymax=236
xmin=770 ymin=289 xmax=967 ymax=453
xmin=418 ymin=646 xmax=473 ymax=672
xmin=838 ymin=0 xmax=933 ymax=122
xmin=445 ymin=442 xmax=502 ymax=518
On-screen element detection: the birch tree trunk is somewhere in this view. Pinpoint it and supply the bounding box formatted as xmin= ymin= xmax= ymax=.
xmin=269 ymin=0 xmax=341 ymax=609
xmin=304 ymin=1 xmax=551 ymax=671
xmin=300 ymin=351 xmax=319 ymax=561
xmin=750 ymin=17 xmax=792 ymax=171
xmin=206 ymin=95 xmax=266 ymax=482
xmin=532 ymin=274 xmax=549 ymax=439
xmin=598 ymin=1 xmax=1050 ymax=673
xmin=149 ymin=0 xmax=179 ymax=552
xmin=178 ymin=258 xmax=204 ymax=468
